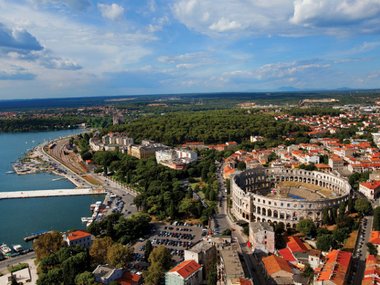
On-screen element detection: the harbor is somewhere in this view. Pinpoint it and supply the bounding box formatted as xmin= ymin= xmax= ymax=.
xmin=0 ymin=129 xmax=103 ymax=250
xmin=0 ymin=188 xmax=105 ymax=200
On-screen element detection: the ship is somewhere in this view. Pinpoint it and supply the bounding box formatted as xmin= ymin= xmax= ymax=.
xmin=12 ymin=244 xmax=23 ymax=253
xmin=0 ymin=243 xmax=12 ymax=255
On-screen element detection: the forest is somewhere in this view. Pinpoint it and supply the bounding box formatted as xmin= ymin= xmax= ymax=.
xmin=109 ymin=109 xmax=310 ymax=146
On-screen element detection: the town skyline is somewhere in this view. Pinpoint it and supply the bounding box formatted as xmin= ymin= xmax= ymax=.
xmin=0 ymin=0 xmax=380 ymax=99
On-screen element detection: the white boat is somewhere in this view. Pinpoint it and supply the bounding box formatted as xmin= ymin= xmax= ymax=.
xmin=5 ymin=171 xmax=14 ymax=174
xmin=13 ymin=245 xmax=23 ymax=253
xmin=81 ymin=217 xmax=92 ymax=223
xmin=0 ymin=243 xmax=12 ymax=255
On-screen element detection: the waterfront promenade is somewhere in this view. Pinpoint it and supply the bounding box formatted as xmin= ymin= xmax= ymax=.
xmin=0 ymin=188 xmax=105 ymax=200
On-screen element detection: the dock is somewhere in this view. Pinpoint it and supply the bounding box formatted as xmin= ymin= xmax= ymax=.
xmin=0 ymin=188 xmax=105 ymax=200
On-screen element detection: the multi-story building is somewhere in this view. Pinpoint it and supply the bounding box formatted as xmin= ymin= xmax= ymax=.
xmin=359 ymin=181 xmax=380 ymax=200
xmin=165 ymin=260 xmax=203 ymax=285
xmin=184 ymin=241 xmax=216 ymax=283
xmin=64 ymin=230 xmax=92 ymax=248
xmin=262 ymin=255 xmax=294 ymax=285
xmin=219 ymin=247 xmax=245 ymax=285
xmin=156 ymin=149 xmax=198 ymax=170
xmin=128 ymin=142 xmax=168 ymax=159
xmin=328 ymin=155 xmax=345 ymax=171
xmin=93 ymin=265 xmax=123 ymax=284
xmin=314 ymin=250 xmax=352 ymax=285
xmin=249 ymin=222 xmax=275 ymax=254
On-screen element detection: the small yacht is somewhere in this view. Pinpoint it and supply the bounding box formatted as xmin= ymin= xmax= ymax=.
xmin=12 ymin=244 xmax=23 ymax=253
xmin=0 ymin=243 xmax=12 ymax=255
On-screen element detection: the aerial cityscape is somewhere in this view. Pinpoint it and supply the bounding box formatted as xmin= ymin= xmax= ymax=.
xmin=1 ymin=1 xmax=380 ymax=285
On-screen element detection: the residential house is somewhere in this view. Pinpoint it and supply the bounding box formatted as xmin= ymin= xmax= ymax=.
xmin=165 ymin=260 xmax=203 ymax=285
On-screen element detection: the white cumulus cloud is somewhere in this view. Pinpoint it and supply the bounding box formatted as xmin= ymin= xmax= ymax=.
xmin=98 ymin=3 xmax=125 ymax=21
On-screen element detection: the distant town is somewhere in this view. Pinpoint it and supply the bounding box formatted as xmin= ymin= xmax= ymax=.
xmin=3 ymin=92 xmax=380 ymax=285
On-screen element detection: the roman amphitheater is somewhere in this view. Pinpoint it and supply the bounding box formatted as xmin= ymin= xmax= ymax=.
xmin=231 ymin=168 xmax=352 ymax=228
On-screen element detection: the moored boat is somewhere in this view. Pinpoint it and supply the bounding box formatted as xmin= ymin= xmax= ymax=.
xmin=0 ymin=243 xmax=12 ymax=255
xmin=13 ymin=244 xmax=23 ymax=253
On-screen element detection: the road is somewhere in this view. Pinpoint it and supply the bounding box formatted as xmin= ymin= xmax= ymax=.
xmin=215 ymin=163 xmax=266 ymax=285
xmin=351 ymin=215 xmax=373 ymax=285
xmin=0 ymin=252 xmax=36 ymax=273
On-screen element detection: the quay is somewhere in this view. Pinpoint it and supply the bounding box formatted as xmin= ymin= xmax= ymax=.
xmin=0 ymin=188 xmax=105 ymax=200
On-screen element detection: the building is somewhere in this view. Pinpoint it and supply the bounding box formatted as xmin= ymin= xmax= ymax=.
xmin=372 ymin=133 xmax=380 ymax=148
xmin=231 ymin=168 xmax=351 ymax=228
xmin=117 ymin=271 xmax=143 ymax=285
xmin=156 ymin=149 xmax=198 ymax=170
xmin=362 ymin=255 xmax=380 ymax=285
xmin=219 ymin=248 xmax=245 ymax=285
xmin=184 ymin=241 xmax=216 ymax=282
xmin=128 ymin=142 xmax=168 ymax=159
xmin=93 ymin=265 xmax=123 ymax=284
xmin=262 ymin=255 xmax=293 ymax=285
xmin=328 ymin=155 xmax=345 ymax=171
xmin=249 ymin=222 xmax=275 ymax=254
xmin=369 ymin=231 xmax=380 ymax=254
xmin=165 ymin=260 xmax=203 ymax=285
xmin=314 ymin=250 xmax=352 ymax=285
xmin=278 ymin=236 xmax=308 ymax=265
xmin=359 ymin=181 xmax=380 ymax=200
xmin=64 ymin=230 xmax=92 ymax=248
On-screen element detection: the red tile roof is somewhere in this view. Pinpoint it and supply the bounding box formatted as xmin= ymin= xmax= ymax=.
xmin=117 ymin=272 xmax=142 ymax=285
xmin=278 ymin=248 xmax=297 ymax=262
xmin=169 ymin=260 xmax=202 ymax=279
xmin=67 ymin=230 xmax=91 ymax=241
xmin=369 ymin=231 xmax=380 ymax=245
xmin=360 ymin=181 xmax=380 ymax=190
xmin=287 ymin=236 xmax=308 ymax=253
xmin=239 ymin=278 xmax=254 ymax=285
xmin=316 ymin=250 xmax=352 ymax=285
xmin=262 ymin=255 xmax=292 ymax=276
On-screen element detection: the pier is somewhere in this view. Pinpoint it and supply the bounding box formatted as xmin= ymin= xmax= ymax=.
xmin=0 ymin=188 xmax=105 ymax=200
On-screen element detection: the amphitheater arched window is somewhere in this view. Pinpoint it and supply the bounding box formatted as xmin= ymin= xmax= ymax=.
xmin=262 ymin=208 xmax=267 ymax=216
xmin=273 ymin=210 xmax=278 ymax=218
xmin=267 ymin=209 xmax=272 ymax=217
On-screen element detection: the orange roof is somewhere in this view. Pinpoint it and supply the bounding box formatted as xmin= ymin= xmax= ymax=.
xmin=262 ymin=255 xmax=292 ymax=276
xmin=315 ymin=163 xmax=330 ymax=169
xmin=360 ymin=181 xmax=380 ymax=190
xmin=67 ymin=230 xmax=91 ymax=241
xmin=239 ymin=278 xmax=253 ymax=285
xmin=287 ymin=236 xmax=308 ymax=253
xmin=279 ymin=248 xmax=296 ymax=262
xmin=316 ymin=250 xmax=352 ymax=285
xmin=169 ymin=260 xmax=201 ymax=279
xmin=369 ymin=231 xmax=380 ymax=245
xmin=117 ymin=272 xmax=142 ymax=285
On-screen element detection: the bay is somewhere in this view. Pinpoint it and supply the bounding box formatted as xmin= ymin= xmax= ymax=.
xmin=0 ymin=129 xmax=103 ymax=248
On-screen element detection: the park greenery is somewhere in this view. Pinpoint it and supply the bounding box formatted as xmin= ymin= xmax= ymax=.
xmin=143 ymin=246 xmax=172 ymax=285
xmin=87 ymin=212 xmax=151 ymax=245
xmin=90 ymin=148 xmax=224 ymax=222
xmin=109 ymin=109 xmax=310 ymax=146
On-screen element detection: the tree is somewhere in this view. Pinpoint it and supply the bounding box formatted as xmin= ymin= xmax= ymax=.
xmin=296 ymin=219 xmax=316 ymax=237
xmin=144 ymin=246 xmax=172 ymax=285
xmin=322 ymin=208 xmax=330 ymax=225
xmin=89 ymin=237 xmax=113 ymax=265
xmin=33 ymin=231 xmax=64 ymax=261
xmin=303 ymin=264 xmax=314 ymax=278
xmin=237 ymin=161 xmax=246 ymax=171
xmin=107 ymin=243 xmax=133 ymax=268
xmin=355 ymin=198 xmax=372 ymax=216
xmin=37 ymin=268 xmax=63 ymax=285
xmin=75 ymin=272 xmax=96 ymax=285
xmin=332 ymin=228 xmax=349 ymax=244
xmin=338 ymin=202 xmax=346 ymax=221
xmin=367 ymin=242 xmax=378 ymax=256
xmin=373 ymin=207 xmax=380 ymax=231
xmin=316 ymin=234 xmax=334 ymax=251
xmin=145 ymin=240 xmax=153 ymax=260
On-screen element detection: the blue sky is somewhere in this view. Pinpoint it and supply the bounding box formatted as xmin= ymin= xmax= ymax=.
xmin=0 ymin=0 xmax=380 ymax=99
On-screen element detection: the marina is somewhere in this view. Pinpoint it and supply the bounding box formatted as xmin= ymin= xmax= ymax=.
xmin=0 ymin=188 xmax=105 ymax=200
xmin=0 ymin=129 xmax=102 ymax=249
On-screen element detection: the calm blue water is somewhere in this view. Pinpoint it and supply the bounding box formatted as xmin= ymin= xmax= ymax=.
xmin=0 ymin=130 xmax=103 ymax=248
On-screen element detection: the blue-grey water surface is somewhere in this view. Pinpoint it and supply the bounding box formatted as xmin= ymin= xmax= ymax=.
xmin=0 ymin=130 xmax=103 ymax=248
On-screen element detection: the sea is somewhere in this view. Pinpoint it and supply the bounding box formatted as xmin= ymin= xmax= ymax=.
xmin=0 ymin=129 xmax=104 ymax=249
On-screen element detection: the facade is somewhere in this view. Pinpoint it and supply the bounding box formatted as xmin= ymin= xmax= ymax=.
xmin=328 ymin=156 xmax=345 ymax=171
xmin=165 ymin=260 xmax=203 ymax=285
xmin=359 ymin=181 xmax=380 ymax=200
xmin=314 ymin=250 xmax=352 ymax=285
xmin=128 ymin=142 xmax=168 ymax=159
xmin=156 ymin=149 xmax=198 ymax=170
xmin=231 ymin=168 xmax=351 ymax=228
xmin=64 ymin=230 xmax=92 ymax=248
xmin=184 ymin=241 xmax=216 ymax=282
xmin=93 ymin=265 xmax=123 ymax=284
xmin=249 ymin=222 xmax=275 ymax=254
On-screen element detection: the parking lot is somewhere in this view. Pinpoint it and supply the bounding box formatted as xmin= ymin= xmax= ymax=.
xmin=134 ymin=222 xmax=206 ymax=263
